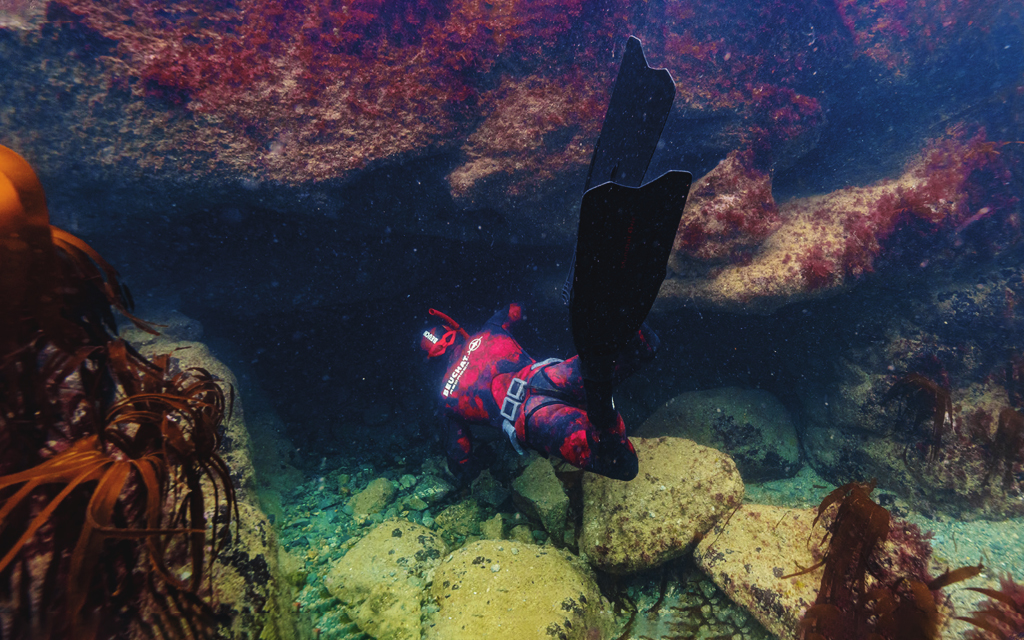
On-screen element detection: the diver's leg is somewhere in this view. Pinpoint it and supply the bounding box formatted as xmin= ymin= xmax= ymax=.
xmin=523 ymin=401 xmax=638 ymax=481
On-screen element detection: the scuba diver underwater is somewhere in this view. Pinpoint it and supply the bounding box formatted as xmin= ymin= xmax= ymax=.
xmin=421 ymin=37 xmax=693 ymax=484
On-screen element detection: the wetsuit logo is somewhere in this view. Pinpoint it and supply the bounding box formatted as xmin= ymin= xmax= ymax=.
xmin=443 ymin=337 xmax=482 ymax=397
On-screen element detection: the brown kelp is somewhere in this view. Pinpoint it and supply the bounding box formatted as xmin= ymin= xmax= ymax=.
xmin=0 ymin=144 xmax=235 ymax=639
xmin=883 ymin=373 xmax=954 ymax=462
xmin=787 ymin=481 xmax=982 ymax=639
xmin=985 ymin=408 xmax=1024 ymax=489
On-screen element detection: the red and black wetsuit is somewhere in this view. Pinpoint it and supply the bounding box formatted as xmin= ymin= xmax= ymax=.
xmin=422 ymin=304 xmax=658 ymax=484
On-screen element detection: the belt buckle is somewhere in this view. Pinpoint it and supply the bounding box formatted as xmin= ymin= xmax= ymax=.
xmin=500 ymin=377 xmax=527 ymax=421
xmin=500 ymin=397 xmax=521 ymax=421
xmin=507 ymin=377 xmax=526 ymax=400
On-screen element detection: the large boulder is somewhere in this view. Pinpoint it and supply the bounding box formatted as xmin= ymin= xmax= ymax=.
xmin=324 ymin=519 xmax=448 ymax=640
xmin=635 ymin=387 xmax=801 ymax=481
xmin=578 ymin=437 xmax=744 ymax=574
xmin=693 ymin=504 xmax=822 ymax=640
xmin=426 ymin=540 xmax=612 ymax=640
xmin=131 ymin=333 xmax=301 ymax=640
xmin=658 ymin=134 xmax=1017 ymax=313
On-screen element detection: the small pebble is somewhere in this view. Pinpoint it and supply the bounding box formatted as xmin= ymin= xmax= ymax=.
xmin=491 ymin=564 xmax=501 ymax=572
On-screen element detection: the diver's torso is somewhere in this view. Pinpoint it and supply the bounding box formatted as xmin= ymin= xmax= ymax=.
xmin=439 ymin=322 xmax=533 ymax=429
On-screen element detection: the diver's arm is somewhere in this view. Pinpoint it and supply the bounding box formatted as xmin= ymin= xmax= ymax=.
xmin=442 ymin=414 xmax=480 ymax=485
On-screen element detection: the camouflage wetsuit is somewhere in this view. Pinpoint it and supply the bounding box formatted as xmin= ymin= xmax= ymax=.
xmin=421 ymin=303 xmax=658 ymax=484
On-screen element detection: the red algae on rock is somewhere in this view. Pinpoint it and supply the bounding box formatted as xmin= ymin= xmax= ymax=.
xmin=445 ymin=71 xmax=609 ymax=236
xmin=44 ymin=0 xmax=593 ymax=182
xmin=658 ymin=128 xmax=1020 ymax=313
xmin=670 ymin=149 xmax=781 ymax=266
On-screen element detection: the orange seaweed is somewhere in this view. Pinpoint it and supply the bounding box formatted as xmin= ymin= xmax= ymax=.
xmin=0 ymin=145 xmax=234 ymax=640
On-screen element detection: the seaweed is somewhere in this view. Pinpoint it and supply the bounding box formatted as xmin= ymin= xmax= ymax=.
xmin=883 ymin=374 xmax=953 ymax=462
xmin=784 ymin=481 xmax=891 ymax=639
xmin=0 ymin=145 xmax=235 ymax=640
xmin=786 ymin=481 xmax=982 ymax=640
xmin=984 ymin=408 xmax=1024 ymax=490
xmin=958 ymin=574 xmax=1024 ymax=639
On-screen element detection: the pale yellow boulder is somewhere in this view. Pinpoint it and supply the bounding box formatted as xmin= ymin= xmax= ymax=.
xmin=579 ymin=437 xmax=744 ymax=574
xmin=324 ymin=520 xmax=447 ymax=640
xmin=693 ymin=503 xmax=822 ymax=640
xmin=427 ymin=540 xmax=612 ymax=640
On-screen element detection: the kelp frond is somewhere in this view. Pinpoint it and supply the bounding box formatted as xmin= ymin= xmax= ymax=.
xmin=0 ymin=145 xmax=156 ymax=360
xmin=789 ymin=481 xmax=981 ymax=640
xmin=0 ymin=359 xmax=235 ymax=639
xmin=0 ymin=144 xmax=235 ymax=639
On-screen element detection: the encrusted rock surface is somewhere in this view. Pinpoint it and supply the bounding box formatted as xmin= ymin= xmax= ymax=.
xmin=693 ymin=504 xmax=822 ymax=640
xmin=792 ymin=261 xmax=1024 ymax=520
xmin=635 ymin=386 xmax=801 ymax=481
xmin=413 ymin=474 xmax=456 ymax=506
xmin=348 ymin=477 xmax=397 ymax=522
xmin=434 ymin=498 xmax=484 ymax=547
xmin=669 ymin=149 xmax=781 ymax=266
xmin=658 ymin=134 xmax=1015 ymax=313
xmin=578 ymin=437 xmax=744 ymax=574
xmin=511 ymin=456 xmax=571 ymax=546
xmin=132 ymin=334 xmax=300 ymax=640
xmin=324 ymin=519 xmax=448 ymax=640
xmin=426 ymin=540 xmax=612 ymax=640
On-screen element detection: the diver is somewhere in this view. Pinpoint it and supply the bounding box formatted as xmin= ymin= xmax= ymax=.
xmin=420 ymin=304 xmax=658 ymax=483
xmin=422 ymin=37 xmax=693 ymax=483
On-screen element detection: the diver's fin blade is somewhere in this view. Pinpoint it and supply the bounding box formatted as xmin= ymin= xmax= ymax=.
xmin=585 ymin=36 xmax=676 ymax=191
xmin=569 ymin=170 xmax=692 ymax=384
xmin=563 ymin=36 xmax=675 ymax=306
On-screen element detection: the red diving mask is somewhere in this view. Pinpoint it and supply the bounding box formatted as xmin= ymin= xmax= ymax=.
xmin=420 ymin=309 xmax=469 ymax=358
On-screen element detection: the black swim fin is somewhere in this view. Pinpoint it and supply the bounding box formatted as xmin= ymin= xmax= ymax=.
xmin=584 ymin=36 xmax=676 ymax=190
xmin=563 ymin=37 xmax=692 ymax=431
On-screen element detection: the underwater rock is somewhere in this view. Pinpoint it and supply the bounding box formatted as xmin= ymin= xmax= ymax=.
xmin=414 ymin=474 xmax=456 ymax=505
xmin=669 ymin=150 xmax=781 ymax=267
xmin=120 ymin=309 xmax=203 ymax=343
xmin=635 ymin=387 xmax=801 ymax=481
xmin=434 ymin=498 xmax=484 ymax=547
xmin=135 ymin=337 xmax=301 ymax=640
xmin=480 ymin=513 xmax=508 ymax=540
xmin=578 ymin=437 xmax=744 ymax=574
xmin=324 ymin=519 xmax=447 ymax=640
xmin=693 ymin=504 xmax=822 ymax=640
xmin=511 ymin=457 xmax=571 ymax=545
xmin=509 ymin=523 xmax=535 ymax=545
xmin=659 ymin=133 xmax=1015 ymax=314
xmin=471 ymin=469 xmax=511 ymax=508
xmin=403 ymin=495 xmax=430 ymax=512
xmin=348 ymin=477 xmax=397 ymax=522
xmin=426 ymin=540 xmax=612 ymax=640
xmin=795 ymin=262 xmax=1024 ymax=520
xmin=446 ymin=73 xmax=607 ymax=244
